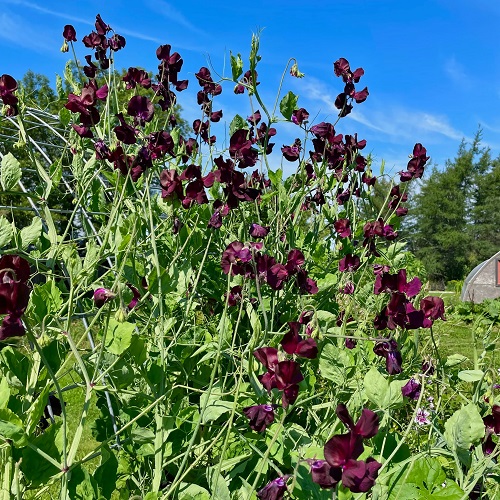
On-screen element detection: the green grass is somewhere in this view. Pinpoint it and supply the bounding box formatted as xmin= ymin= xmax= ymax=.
xmin=426 ymin=291 xmax=500 ymax=370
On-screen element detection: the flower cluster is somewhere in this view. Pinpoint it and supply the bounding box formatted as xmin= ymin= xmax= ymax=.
xmin=0 ymin=255 xmax=31 ymax=339
xmin=373 ymin=268 xmax=445 ymax=331
xmin=62 ymin=16 xmax=204 ymax=184
xmin=221 ymin=243 xmax=318 ymax=294
xmin=0 ymin=74 xmax=19 ymax=116
xmin=310 ymin=404 xmax=381 ymax=493
xmin=399 ymin=143 xmax=430 ymax=182
xmin=333 ymin=58 xmax=369 ymax=117
xmin=244 ymin=313 xmax=318 ymax=433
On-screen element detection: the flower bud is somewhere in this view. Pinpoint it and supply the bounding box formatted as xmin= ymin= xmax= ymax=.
xmin=290 ymin=62 xmax=305 ymax=78
xmin=114 ymin=307 xmax=128 ymax=323
xmin=93 ymin=288 xmax=115 ymax=308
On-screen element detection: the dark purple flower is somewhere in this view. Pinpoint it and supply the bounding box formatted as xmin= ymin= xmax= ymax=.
xmin=334 ymin=218 xmax=351 ymax=238
xmin=345 ymin=337 xmax=357 ymax=349
xmin=249 ymin=223 xmax=270 ymax=239
xmin=420 ymin=296 xmax=445 ymax=321
xmin=266 ymin=263 xmax=289 ymax=290
xmin=339 ymin=254 xmax=361 ymax=272
xmin=108 ymin=34 xmax=126 ymax=51
xmin=226 ymin=285 xmax=243 ymax=307
xmin=291 ymin=108 xmax=309 ymax=125
xmin=62 ymin=25 xmax=77 ymax=42
xmin=229 ymin=128 xmax=258 ymax=168
xmin=254 ymin=347 xmax=278 ymax=373
xmin=93 ymin=288 xmax=115 ymax=308
xmin=342 ymin=458 xmax=382 ymax=493
xmin=281 ymin=139 xmax=302 ymax=162
xmin=127 ymin=95 xmax=154 ymax=126
xmin=401 ymin=378 xmax=421 ymax=400
xmin=123 ymin=67 xmax=151 ymax=89
xmin=324 ymin=432 xmax=364 ymax=468
xmin=374 ymin=269 xmax=421 ymax=298
xmin=421 ymin=359 xmax=435 ymax=376
xmin=373 ymin=339 xmax=402 ymax=375
xmin=336 ymin=404 xmax=379 ymax=439
xmin=257 ymin=476 xmax=288 ymax=500
xmin=483 ymin=405 xmax=500 ymax=435
xmin=309 ymin=460 xmax=342 ymax=489
xmin=247 ymin=110 xmax=261 ymax=125
xmin=341 ymin=281 xmax=355 ymax=294
xmin=286 ymin=249 xmax=305 ymax=275
xmin=296 ymin=269 xmax=319 ymax=295
xmin=281 ymin=322 xmax=318 ymax=359
xmin=317 ymin=405 xmax=381 ymax=493
xmin=127 ymin=284 xmax=141 ymax=310
xmin=0 ymin=74 xmax=19 ymax=115
xmin=114 ymin=113 xmax=137 ymax=144
xmin=243 ymin=404 xmax=275 ymax=432
xmin=274 ymin=360 xmax=304 ymax=407
xmin=160 ymin=169 xmax=183 ymax=201
xmin=0 ymin=255 xmax=31 ymax=340
xmin=221 ymin=241 xmax=253 ymax=276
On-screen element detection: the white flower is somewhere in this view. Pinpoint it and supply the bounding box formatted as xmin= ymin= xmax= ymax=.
xmin=415 ymin=408 xmax=431 ymax=426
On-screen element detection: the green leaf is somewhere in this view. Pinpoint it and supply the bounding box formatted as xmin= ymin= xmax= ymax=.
xmin=21 ymin=422 xmax=63 ymax=485
xmin=0 ymin=347 xmax=31 ymax=389
xmin=388 ymin=457 xmax=464 ymax=500
xmin=267 ymin=168 xmax=283 ymax=187
xmin=105 ymin=319 xmax=135 ymax=356
xmin=0 ymin=217 xmax=13 ymax=248
xmin=27 ymin=280 xmax=63 ymax=324
xmin=93 ymin=444 xmax=118 ymax=500
xmin=364 ymin=367 xmax=389 ymax=407
xmin=363 ymin=367 xmax=405 ymax=409
xmin=26 ymin=384 xmax=50 ymax=436
xmin=200 ymin=386 xmax=233 ymax=424
xmin=230 ymin=51 xmax=243 ymax=81
xmin=457 ymin=370 xmax=484 ymax=382
xmin=67 ymin=464 xmax=99 ymax=499
xmin=229 ymin=114 xmax=248 ymax=136
xmin=0 ymin=408 xmax=27 ymax=447
xmin=445 ymin=354 xmax=468 ymax=367
xmin=319 ymin=343 xmax=355 ymax=386
xmin=178 ymin=483 xmax=211 ymax=499
xmin=0 ymin=378 xmax=9 ymax=409
xmin=19 ymin=217 xmax=42 ymax=250
xmin=444 ymin=403 xmax=484 ymax=452
xmin=59 ymin=107 xmax=71 ymax=127
xmin=207 ymin=468 xmax=231 ymax=500
xmin=279 ymin=91 xmax=299 ymax=120
xmin=1 ymin=153 xmax=21 ymax=191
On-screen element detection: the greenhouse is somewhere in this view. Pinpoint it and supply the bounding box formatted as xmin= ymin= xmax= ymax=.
xmin=461 ymin=250 xmax=500 ymax=303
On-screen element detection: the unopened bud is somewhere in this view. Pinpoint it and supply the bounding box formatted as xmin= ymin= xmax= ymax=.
xmin=290 ymin=62 xmax=305 ymax=78
xmin=93 ymin=288 xmax=115 ymax=308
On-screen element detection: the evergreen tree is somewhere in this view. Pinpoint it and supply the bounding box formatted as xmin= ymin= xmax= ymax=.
xmin=409 ymin=131 xmax=498 ymax=288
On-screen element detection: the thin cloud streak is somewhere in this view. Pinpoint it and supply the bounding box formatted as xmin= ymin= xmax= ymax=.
xmin=0 ymin=12 xmax=53 ymax=52
xmin=144 ymin=0 xmax=206 ymax=36
xmin=298 ymin=77 xmax=469 ymax=143
xmin=0 ymin=0 xmax=168 ymax=46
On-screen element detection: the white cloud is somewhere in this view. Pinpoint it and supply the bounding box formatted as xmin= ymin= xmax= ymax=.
xmin=0 ymin=12 xmax=53 ymax=51
xmin=444 ymin=57 xmax=473 ymax=88
xmin=296 ymin=76 xmax=470 ymax=143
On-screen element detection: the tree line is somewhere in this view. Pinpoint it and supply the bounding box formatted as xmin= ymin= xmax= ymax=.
xmin=407 ymin=132 xmax=500 ymax=289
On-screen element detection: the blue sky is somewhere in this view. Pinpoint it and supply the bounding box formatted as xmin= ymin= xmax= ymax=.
xmin=1 ymin=0 xmax=499 ymax=177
